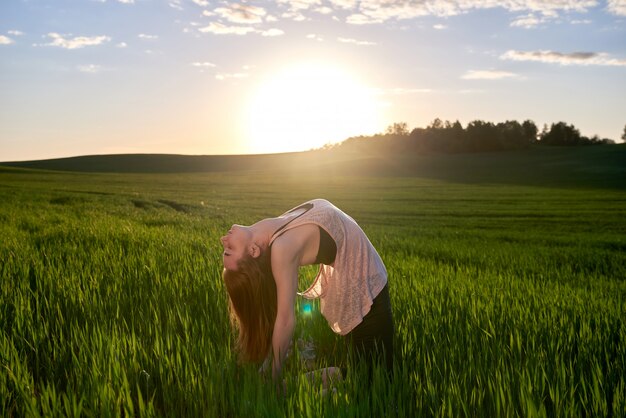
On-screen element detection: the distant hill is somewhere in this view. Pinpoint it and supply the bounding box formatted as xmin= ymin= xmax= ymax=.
xmin=0 ymin=152 xmax=322 ymax=173
xmin=1 ymin=145 xmax=625 ymax=189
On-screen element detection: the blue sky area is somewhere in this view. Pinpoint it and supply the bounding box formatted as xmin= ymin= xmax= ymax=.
xmin=1 ymin=0 xmax=625 ymax=160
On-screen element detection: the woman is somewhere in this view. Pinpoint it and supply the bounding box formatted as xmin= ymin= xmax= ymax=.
xmin=221 ymin=199 xmax=394 ymax=384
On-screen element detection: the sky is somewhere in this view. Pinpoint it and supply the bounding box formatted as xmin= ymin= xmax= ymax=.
xmin=1 ymin=0 xmax=625 ymax=161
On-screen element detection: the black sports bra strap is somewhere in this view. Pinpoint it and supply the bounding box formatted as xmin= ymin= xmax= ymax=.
xmin=271 ymin=202 xmax=314 ymax=237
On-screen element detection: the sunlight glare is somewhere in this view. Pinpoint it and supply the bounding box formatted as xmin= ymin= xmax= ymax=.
xmin=245 ymin=63 xmax=381 ymax=154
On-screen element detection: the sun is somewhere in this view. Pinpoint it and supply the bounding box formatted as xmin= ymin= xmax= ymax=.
xmin=245 ymin=63 xmax=381 ymax=154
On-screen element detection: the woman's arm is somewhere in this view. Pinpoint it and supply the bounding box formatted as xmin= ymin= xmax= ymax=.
xmin=270 ymin=239 xmax=299 ymax=383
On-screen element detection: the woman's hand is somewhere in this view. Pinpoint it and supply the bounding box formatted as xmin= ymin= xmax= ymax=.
xmin=304 ymin=367 xmax=343 ymax=392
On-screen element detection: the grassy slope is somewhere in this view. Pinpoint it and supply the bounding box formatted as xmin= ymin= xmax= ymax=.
xmin=0 ymin=151 xmax=625 ymax=416
xmin=2 ymin=144 xmax=625 ymax=189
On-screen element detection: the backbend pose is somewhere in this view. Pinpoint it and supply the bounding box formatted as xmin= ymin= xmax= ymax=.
xmin=221 ymin=199 xmax=394 ymax=385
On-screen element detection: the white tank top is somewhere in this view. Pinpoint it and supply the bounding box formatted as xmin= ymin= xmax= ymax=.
xmin=270 ymin=199 xmax=388 ymax=335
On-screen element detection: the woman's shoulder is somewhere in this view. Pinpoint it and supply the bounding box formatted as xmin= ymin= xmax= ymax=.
xmin=271 ymin=223 xmax=320 ymax=264
xmin=272 ymin=222 xmax=319 ymax=247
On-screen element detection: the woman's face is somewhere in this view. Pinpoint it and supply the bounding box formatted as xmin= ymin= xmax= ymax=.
xmin=220 ymin=224 xmax=252 ymax=271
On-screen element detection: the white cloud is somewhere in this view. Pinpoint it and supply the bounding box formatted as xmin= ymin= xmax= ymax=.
xmin=8 ymin=30 xmax=24 ymax=36
xmin=607 ymin=0 xmax=626 ymax=15
xmin=433 ymin=23 xmax=447 ymax=29
xmin=214 ymin=4 xmax=267 ymax=24
xmin=0 ymin=35 xmax=14 ymax=45
xmin=198 ymin=22 xmax=256 ymax=35
xmin=354 ymin=0 xmax=434 ymax=22
xmin=278 ymin=0 xmax=322 ymax=12
xmin=169 ymin=0 xmax=184 ymax=10
xmin=328 ymin=0 xmax=357 ymax=9
xmin=281 ymin=10 xmax=308 ymax=21
xmin=501 ymin=50 xmax=626 ymax=66
xmin=525 ymin=0 xmax=597 ymax=14
xmin=95 ymin=0 xmax=612 ymax=29
xmin=570 ymin=19 xmax=592 ymax=24
xmin=306 ymin=33 xmax=324 ymax=41
xmin=138 ymin=33 xmax=158 ymax=40
xmin=316 ymin=6 xmax=334 ymax=14
xmin=40 ymin=33 xmax=111 ymax=49
xmin=202 ymin=10 xmax=215 ymax=17
xmin=346 ymin=13 xmax=383 ymax=24
xmin=192 ymin=61 xmax=217 ymax=68
xmin=261 ymin=28 xmax=285 ymax=36
xmin=510 ymin=13 xmax=546 ymax=28
xmin=461 ymin=69 xmax=520 ymax=80
xmin=77 ymin=64 xmax=102 ymax=73
xmin=338 ymin=37 xmax=377 ymax=46
xmin=343 ymin=0 xmax=599 ymax=24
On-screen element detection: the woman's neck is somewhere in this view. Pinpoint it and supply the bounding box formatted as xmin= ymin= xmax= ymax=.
xmin=250 ymin=217 xmax=283 ymax=250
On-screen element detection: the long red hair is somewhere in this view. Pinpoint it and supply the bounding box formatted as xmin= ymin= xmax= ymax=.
xmin=222 ymin=250 xmax=277 ymax=363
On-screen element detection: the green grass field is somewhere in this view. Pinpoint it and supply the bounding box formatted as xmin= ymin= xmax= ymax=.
xmin=1 ymin=156 xmax=625 ymax=417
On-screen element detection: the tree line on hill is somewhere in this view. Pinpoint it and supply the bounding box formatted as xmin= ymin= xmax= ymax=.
xmin=329 ymin=120 xmax=621 ymax=154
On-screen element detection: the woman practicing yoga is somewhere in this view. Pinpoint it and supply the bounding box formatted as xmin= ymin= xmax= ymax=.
xmin=221 ymin=198 xmax=394 ymax=386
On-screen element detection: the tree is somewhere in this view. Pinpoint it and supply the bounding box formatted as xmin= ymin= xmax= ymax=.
xmin=385 ymin=122 xmax=409 ymax=136
xmin=522 ymin=120 xmax=538 ymax=143
xmin=446 ymin=120 xmax=466 ymax=152
xmin=497 ymin=120 xmax=526 ymax=148
xmin=466 ymin=120 xmax=501 ymax=151
xmin=587 ymin=135 xmax=615 ymax=145
xmin=622 ymin=125 xmax=626 ymax=142
xmin=428 ymin=118 xmax=444 ymax=130
xmin=540 ymin=122 xmax=582 ymax=146
xmin=421 ymin=119 xmax=462 ymax=152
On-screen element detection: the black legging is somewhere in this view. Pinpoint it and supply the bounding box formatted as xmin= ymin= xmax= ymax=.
xmin=345 ymin=283 xmax=394 ymax=375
